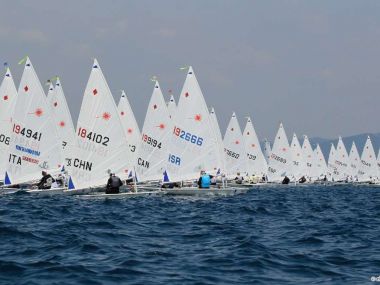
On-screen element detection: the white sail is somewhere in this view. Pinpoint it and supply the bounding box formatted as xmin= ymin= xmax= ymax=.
xmin=166 ymin=66 xmax=223 ymax=181
xmin=118 ymin=90 xmax=140 ymax=173
xmin=289 ymin=133 xmax=304 ymax=180
xmin=46 ymin=82 xmax=54 ymax=103
xmin=209 ymin=107 xmax=226 ymax=174
xmin=358 ymin=136 xmax=379 ymax=182
xmin=66 ymin=59 xmax=130 ymax=190
xmin=0 ymin=68 xmax=17 ymax=175
xmin=377 ymin=149 xmax=380 ymax=178
xmin=348 ymin=142 xmax=361 ymax=181
xmin=313 ymin=144 xmax=327 ymax=179
xmin=334 ymin=137 xmax=350 ymax=181
xmin=327 ymin=143 xmax=339 ymax=181
xmin=47 ymin=78 xmax=76 ymax=151
xmin=223 ymin=112 xmax=247 ymax=177
xmin=135 ymin=81 xmax=172 ymax=181
xmin=243 ymin=117 xmax=267 ymax=176
xmin=4 ymin=58 xmax=63 ymax=185
xmin=301 ymin=135 xmax=315 ymax=180
xmin=167 ymin=94 xmax=176 ymax=119
xmin=263 ymin=139 xmax=271 ymax=163
xmin=267 ymin=123 xmax=291 ymax=182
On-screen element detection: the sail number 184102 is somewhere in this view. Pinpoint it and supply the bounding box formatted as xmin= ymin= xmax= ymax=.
xmin=77 ymin=127 xmax=109 ymax=146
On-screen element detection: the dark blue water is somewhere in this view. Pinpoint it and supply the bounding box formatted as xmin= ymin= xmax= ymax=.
xmin=1 ymin=185 xmax=380 ymax=284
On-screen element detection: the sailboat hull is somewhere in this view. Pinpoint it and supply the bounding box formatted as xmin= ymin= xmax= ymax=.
xmin=1 ymin=187 xmax=104 ymax=196
xmin=163 ymin=187 xmax=249 ymax=196
xmin=79 ymin=191 xmax=164 ymax=199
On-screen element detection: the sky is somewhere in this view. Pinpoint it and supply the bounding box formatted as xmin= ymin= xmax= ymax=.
xmin=1 ymin=0 xmax=380 ymax=140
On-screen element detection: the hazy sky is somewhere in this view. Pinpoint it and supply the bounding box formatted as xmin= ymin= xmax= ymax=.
xmin=1 ymin=0 xmax=380 ymax=140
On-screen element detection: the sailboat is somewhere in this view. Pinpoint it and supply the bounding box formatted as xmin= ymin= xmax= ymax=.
xmin=165 ymin=67 xmax=224 ymax=182
xmin=47 ymin=78 xmax=76 ymax=152
xmin=333 ymin=137 xmax=350 ymax=181
xmin=358 ymin=136 xmax=379 ymax=183
xmin=135 ymin=81 xmax=172 ymax=182
xmin=243 ymin=117 xmax=267 ymax=179
xmin=263 ymin=139 xmax=271 ymax=163
xmin=289 ymin=133 xmax=304 ymax=181
xmin=301 ymin=135 xmax=315 ymax=181
xmin=118 ymin=90 xmax=140 ymax=175
xmin=313 ymin=144 xmax=328 ymax=180
xmin=65 ymin=59 xmax=132 ymax=192
xmin=267 ymin=123 xmax=292 ymax=182
xmin=377 ymin=149 xmax=380 ymax=180
xmin=164 ymin=67 xmax=247 ymax=195
xmin=209 ymin=107 xmax=226 ymax=174
xmin=167 ymin=93 xmax=176 ymax=119
xmin=348 ymin=142 xmax=361 ymax=182
xmin=223 ymin=112 xmax=247 ymax=178
xmin=0 ymin=67 xmax=17 ymax=178
xmin=46 ymin=82 xmax=55 ymax=103
xmin=327 ymin=143 xmax=338 ymax=181
xmin=3 ymin=57 xmax=63 ymax=188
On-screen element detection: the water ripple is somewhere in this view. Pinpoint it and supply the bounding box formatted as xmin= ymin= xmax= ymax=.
xmin=0 ymin=185 xmax=380 ymax=284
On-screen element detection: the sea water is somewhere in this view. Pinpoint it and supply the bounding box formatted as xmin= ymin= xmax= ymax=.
xmin=0 ymin=185 xmax=379 ymax=284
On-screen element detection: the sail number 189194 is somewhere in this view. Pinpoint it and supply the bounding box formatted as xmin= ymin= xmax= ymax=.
xmin=142 ymin=133 xmax=162 ymax=149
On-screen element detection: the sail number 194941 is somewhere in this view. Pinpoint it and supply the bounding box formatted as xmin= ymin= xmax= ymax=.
xmin=13 ymin=124 xmax=42 ymax=141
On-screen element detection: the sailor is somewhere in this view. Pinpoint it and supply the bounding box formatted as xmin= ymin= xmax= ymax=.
xmin=55 ymin=173 xmax=66 ymax=187
xmin=298 ymin=176 xmax=307 ymax=183
xmin=221 ymin=173 xmax=227 ymax=188
xmin=106 ymin=173 xmax=123 ymax=194
xmin=198 ymin=170 xmax=213 ymax=189
xmin=210 ymin=175 xmax=217 ymax=185
xmin=247 ymin=174 xmax=255 ymax=184
xmin=37 ymin=171 xmax=55 ymax=189
xmin=234 ymin=172 xmax=244 ymax=184
xmin=282 ymin=176 xmax=290 ymax=185
xmin=162 ymin=182 xmax=181 ymax=189
xmin=125 ymin=177 xmax=134 ymax=185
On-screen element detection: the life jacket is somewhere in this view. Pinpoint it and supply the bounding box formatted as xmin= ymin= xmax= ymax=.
xmin=110 ymin=176 xmax=122 ymax=188
xmin=249 ymin=175 xmax=259 ymax=183
xmin=38 ymin=174 xmax=55 ymax=189
xmin=282 ymin=176 xmax=290 ymax=184
xmin=201 ymin=174 xmax=211 ymax=188
xmin=235 ymin=176 xmax=243 ymax=184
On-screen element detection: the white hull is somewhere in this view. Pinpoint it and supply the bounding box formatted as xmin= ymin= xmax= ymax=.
xmin=0 ymin=187 xmax=67 ymax=196
xmin=163 ymin=187 xmax=249 ymax=196
xmin=79 ymin=190 xmax=163 ymax=199
xmin=1 ymin=187 xmax=104 ymax=196
xmin=235 ymin=182 xmax=268 ymax=187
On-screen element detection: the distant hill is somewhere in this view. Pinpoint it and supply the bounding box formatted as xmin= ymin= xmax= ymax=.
xmin=310 ymin=133 xmax=380 ymax=160
xmin=261 ymin=133 xmax=380 ymax=162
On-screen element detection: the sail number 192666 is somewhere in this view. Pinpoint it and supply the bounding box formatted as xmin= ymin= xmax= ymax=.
xmin=173 ymin=126 xmax=203 ymax=146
